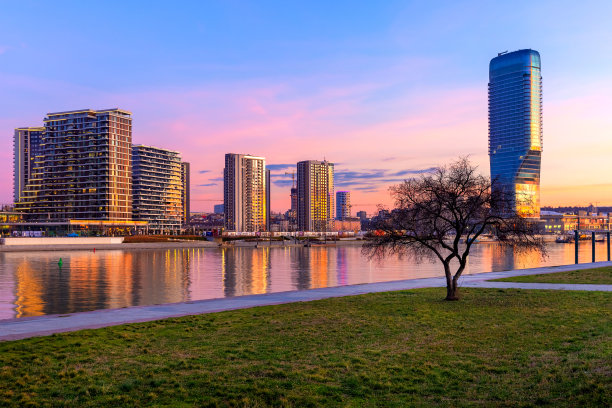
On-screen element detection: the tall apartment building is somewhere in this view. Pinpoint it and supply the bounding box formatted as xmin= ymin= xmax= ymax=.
xmin=489 ymin=49 xmax=542 ymax=217
xmin=266 ymin=169 xmax=271 ymax=231
xmin=13 ymin=127 xmax=44 ymax=203
xmin=16 ymin=108 xmax=133 ymax=222
xmin=223 ymin=153 xmax=268 ymax=232
xmin=336 ymin=191 xmax=351 ymax=220
xmin=132 ymin=145 xmax=183 ymax=233
xmin=297 ymin=160 xmax=334 ymax=232
xmin=181 ymin=162 xmax=190 ymax=227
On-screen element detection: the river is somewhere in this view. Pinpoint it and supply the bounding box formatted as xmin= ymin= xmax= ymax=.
xmin=0 ymin=241 xmax=608 ymax=320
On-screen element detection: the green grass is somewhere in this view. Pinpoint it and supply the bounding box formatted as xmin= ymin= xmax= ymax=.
xmin=492 ymin=266 xmax=612 ymax=285
xmin=1 ymin=288 xmax=610 ymax=407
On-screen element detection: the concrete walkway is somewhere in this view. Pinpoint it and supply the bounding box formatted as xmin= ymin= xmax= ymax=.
xmin=1 ymin=261 xmax=610 ymax=342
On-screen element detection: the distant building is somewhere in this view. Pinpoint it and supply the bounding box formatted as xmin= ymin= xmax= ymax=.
xmin=16 ymin=109 xmax=134 ymax=224
xmin=132 ymin=145 xmax=183 ymax=233
xmin=297 ymin=160 xmax=334 ymax=231
xmin=266 ymin=169 xmax=271 ymax=232
xmin=333 ymin=217 xmax=361 ymax=233
xmin=357 ymin=210 xmax=367 ymax=221
xmin=181 ymin=162 xmax=190 ymax=228
xmin=290 ymin=187 xmax=298 ymax=213
xmin=541 ymin=211 xmax=611 ymax=234
xmin=214 ymin=204 xmax=224 ymax=214
xmin=13 ymin=127 xmax=44 ymax=203
xmin=336 ymin=191 xmax=351 ymax=220
xmin=223 ymin=153 xmax=268 ymax=232
xmin=489 ymin=49 xmax=542 ymax=217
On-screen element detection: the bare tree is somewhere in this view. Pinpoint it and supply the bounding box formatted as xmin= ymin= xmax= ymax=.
xmin=363 ymin=157 xmax=545 ymax=301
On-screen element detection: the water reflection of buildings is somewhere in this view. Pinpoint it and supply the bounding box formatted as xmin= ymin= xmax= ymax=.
xmin=293 ymin=247 xmax=312 ymax=291
xmin=478 ymin=243 xmax=545 ymax=272
xmin=5 ymin=250 xmax=191 ymax=318
xmin=336 ymin=248 xmax=348 ymax=286
xmin=221 ymin=248 xmax=270 ymax=297
xmin=309 ymin=248 xmax=330 ymax=288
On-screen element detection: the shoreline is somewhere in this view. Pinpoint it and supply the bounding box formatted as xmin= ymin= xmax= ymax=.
xmin=0 ymin=238 xmax=366 ymax=252
xmin=1 ymin=261 xmax=610 ymax=342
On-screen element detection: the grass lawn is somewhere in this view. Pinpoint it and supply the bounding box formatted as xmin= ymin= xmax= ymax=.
xmin=492 ymin=266 xmax=612 ymax=285
xmin=0 ymin=288 xmax=610 ymax=407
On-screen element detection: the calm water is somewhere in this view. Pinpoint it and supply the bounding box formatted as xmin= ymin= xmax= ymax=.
xmin=0 ymin=242 xmax=608 ymax=320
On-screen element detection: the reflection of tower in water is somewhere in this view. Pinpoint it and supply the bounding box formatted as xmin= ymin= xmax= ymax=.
xmin=15 ymin=259 xmax=44 ymax=318
xmin=293 ymin=247 xmax=311 ymax=291
xmin=132 ymin=249 xmax=191 ymax=305
xmin=222 ymin=248 xmax=270 ymax=297
xmin=484 ymin=244 xmax=543 ymax=272
xmin=309 ymin=248 xmax=329 ymax=288
xmin=336 ymin=248 xmax=348 ymax=285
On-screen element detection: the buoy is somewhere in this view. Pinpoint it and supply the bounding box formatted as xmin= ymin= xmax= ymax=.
xmin=58 ymin=258 xmax=63 ymax=268
xmin=93 ymin=248 xmax=96 ymax=253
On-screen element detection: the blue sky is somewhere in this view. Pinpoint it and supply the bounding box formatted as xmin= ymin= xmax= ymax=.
xmin=1 ymin=1 xmax=612 ymax=212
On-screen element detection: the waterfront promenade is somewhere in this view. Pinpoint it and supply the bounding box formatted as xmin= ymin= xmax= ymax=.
xmin=1 ymin=261 xmax=610 ymax=342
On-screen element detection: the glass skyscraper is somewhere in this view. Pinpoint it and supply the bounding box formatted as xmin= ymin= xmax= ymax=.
xmin=488 ymin=49 xmax=542 ymax=217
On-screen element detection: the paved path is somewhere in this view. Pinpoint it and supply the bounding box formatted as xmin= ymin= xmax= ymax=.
xmin=1 ymin=261 xmax=610 ymax=342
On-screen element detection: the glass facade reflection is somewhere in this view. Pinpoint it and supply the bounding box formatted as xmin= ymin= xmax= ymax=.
xmin=488 ymin=49 xmax=542 ymax=217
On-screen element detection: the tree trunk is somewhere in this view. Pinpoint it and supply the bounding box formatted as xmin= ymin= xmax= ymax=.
xmin=445 ymin=279 xmax=459 ymax=301
xmin=443 ymin=261 xmax=459 ymax=301
xmin=446 ymin=264 xmax=465 ymax=301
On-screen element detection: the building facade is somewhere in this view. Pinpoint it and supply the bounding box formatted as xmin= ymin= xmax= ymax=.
xmin=223 ymin=153 xmax=268 ymax=232
xmin=181 ymin=162 xmax=190 ymax=228
xmin=488 ymin=49 xmax=542 ymax=218
xmin=16 ymin=109 xmax=133 ymax=222
xmin=336 ymin=191 xmax=351 ymax=220
xmin=297 ymin=160 xmax=334 ymax=232
xmin=13 ymin=127 xmax=44 ymax=203
xmin=132 ymin=145 xmax=183 ymax=233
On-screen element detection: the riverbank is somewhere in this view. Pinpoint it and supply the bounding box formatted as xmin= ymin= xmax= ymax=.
xmin=2 ymin=261 xmax=610 ymax=342
xmin=1 ymin=287 xmax=609 ymax=406
xmin=0 ymin=237 xmax=366 ymax=252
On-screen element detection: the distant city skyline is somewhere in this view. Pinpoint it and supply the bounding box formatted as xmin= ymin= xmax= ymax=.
xmin=2 ymin=1 xmax=612 ymax=213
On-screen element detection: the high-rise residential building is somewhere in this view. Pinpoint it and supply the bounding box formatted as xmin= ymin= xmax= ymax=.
xmin=297 ymin=160 xmax=334 ymax=232
xmin=214 ymin=204 xmax=224 ymax=214
xmin=13 ymin=127 xmax=44 ymax=203
xmin=132 ymin=145 xmax=183 ymax=233
xmin=181 ymin=162 xmax=190 ymax=227
xmin=290 ymin=187 xmax=298 ymax=213
xmin=223 ymin=153 xmax=268 ymax=232
xmin=336 ymin=191 xmax=351 ymax=220
xmin=266 ymin=169 xmax=271 ymax=231
xmin=488 ymin=49 xmax=542 ymax=217
xmin=16 ymin=108 xmax=133 ymax=222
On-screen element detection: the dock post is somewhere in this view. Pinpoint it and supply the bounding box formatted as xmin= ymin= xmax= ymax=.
xmin=608 ymin=232 xmax=611 ymax=261
xmin=574 ymin=230 xmax=579 ymax=264
xmin=592 ymin=232 xmax=596 ymax=263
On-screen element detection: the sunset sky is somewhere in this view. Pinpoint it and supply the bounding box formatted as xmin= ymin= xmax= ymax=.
xmin=1 ymin=1 xmax=611 ymax=214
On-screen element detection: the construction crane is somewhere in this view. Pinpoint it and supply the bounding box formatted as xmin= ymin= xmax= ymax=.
xmin=284 ymin=171 xmax=296 ymax=188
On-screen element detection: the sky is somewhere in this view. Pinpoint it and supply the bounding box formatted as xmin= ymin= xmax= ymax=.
xmin=1 ymin=0 xmax=611 ymax=214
